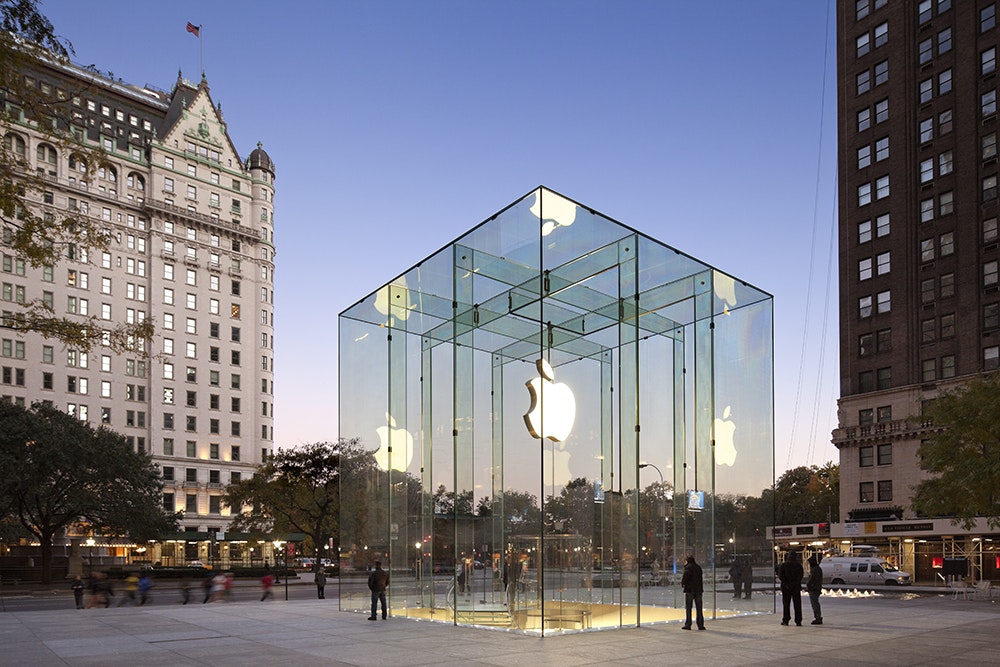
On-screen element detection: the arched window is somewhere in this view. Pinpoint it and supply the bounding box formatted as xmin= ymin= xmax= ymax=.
xmin=127 ymin=172 xmax=145 ymax=191
xmin=98 ymin=163 xmax=117 ymax=182
xmin=68 ymin=153 xmax=88 ymax=173
xmin=4 ymin=133 xmax=25 ymax=158
xmin=36 ymin=143 xmax=57 ymax=165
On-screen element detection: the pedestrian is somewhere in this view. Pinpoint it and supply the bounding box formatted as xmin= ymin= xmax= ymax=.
xmin=71 ymin=575 xmax=85 ymax=609
xmin=728 ymin=560 xmax=742 ymax=599
xmin=777 ymin=551 xmax=804 ymax=626
xmin=201 ymin=571 xmax=213 ymax=604
xmin=260 ymin=572 xmax=275 ymax=601
xmin=138 ymin=573 xmax=154 ymax=606
xmin=367 ymin=560 xmax=389 ymax=620
xmin=211 ymin=572 xmax=226 ymax=602
xmin=180 ymin=577 xmax=191 ymax=605
xmin=680 ymin=554 xmax=705 ymax=630
xmin=741 ymin=558 xmax=754 ymax=599
xmin=315 ymin=566 xmax=327 ymax=599
xmin=456 ymin=559 xmax=467 ymax=595
xmin=806 ymin=554 xmax=824 ymax=625
xmin=118 ymin=573 xmax=139 ymax=606
xmin=223 ymin=572 xmax=234 ymax=601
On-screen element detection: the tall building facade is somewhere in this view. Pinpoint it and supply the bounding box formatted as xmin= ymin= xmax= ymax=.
xmin=1 ymin=56 xmax=275 ymax=555
xmin=833 ymin=0 xmax=998 ymax=579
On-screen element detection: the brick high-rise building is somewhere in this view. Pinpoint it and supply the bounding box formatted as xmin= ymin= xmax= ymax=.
xmin=833 ymin=0 xmax=998 ymax=579
xmin=1 ymin=54 xmax=276 ymax=561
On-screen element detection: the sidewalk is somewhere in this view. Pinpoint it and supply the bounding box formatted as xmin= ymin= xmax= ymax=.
xmin=2 ymin=592 xmax=997 ymax=666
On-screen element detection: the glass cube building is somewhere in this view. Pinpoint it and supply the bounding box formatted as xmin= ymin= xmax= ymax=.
xmin=339 ymin=187 xmax=774 ymax=633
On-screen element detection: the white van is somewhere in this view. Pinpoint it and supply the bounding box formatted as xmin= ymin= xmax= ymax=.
xmin=822 ymin=556 xmax=911 ymax=586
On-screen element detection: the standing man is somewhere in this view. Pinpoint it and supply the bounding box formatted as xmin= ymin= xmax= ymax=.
xmin=777 ymin=551 xmax=804 ymax=626
xmin=728 ymin=559 xmax=742 ymax=599
xmin=368 ymin=561 xmax=389 ymax=620
xmin=806 ymin=555 xmax=823 ymax=625
xmin=680 ymin=554 xmax=705 ymax=630
xmin=315 ymin=566 xmax=327 ymax=599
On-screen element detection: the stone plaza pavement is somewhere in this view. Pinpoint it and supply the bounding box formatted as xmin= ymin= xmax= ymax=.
xmin=1 ymin=592 xmax=997 ymax=666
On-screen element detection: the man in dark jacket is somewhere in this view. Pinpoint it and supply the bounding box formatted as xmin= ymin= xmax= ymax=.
xmin=367 ymin=561 xmax=389 ymax=620
xmin=777 ymin=551 xmax=804 ymax=626
xmin=680 ymin=554 xmax=705 ymax=630
xmin=806 ymin=554 xmax=823 ymax=625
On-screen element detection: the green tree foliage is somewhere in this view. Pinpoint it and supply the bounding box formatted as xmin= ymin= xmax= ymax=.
xmin=912 ymin=373 xmax=1000 ymax=529
xmin=0 ymin=0 xmax=154 ymax=353
xmin=223 ymin=439 xmax=375 ymax=567
xmin=772 ymin=462 xmax=839 ymax=526
xmin=0 ymin=401 xmax=178 ymax=583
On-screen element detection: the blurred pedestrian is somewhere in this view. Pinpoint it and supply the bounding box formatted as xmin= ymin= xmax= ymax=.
xmin=180 ymin=578 xmax=191 ymax=605
xmin=260 ymin=572 xmax=275 ymax=601
xmin=118 ymin=573 xmax=139 ymax=606
xmin=741 ymin=558 xmax=754 ymax=599
xmin=728 ymin=560 xmax=742 ymax=599
xmin=202 ymin=571 xmax=213 ymax=604
xmin=806 ymin=554 xmax=823 ymax=625
xmin=680 ymin=554 xmax=705 ymax=630
xmin=777 ymin=551 xmax=804 ymax=626
xmin=138 ymin=573 xmax=154 ymax=606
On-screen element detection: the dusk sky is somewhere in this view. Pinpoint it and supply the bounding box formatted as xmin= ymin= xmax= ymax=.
xmin=41 ymin=0 xmax=841 ymax=476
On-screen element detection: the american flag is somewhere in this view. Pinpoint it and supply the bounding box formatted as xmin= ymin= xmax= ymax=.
xmin=186 ymin=22 xmax=200 ymax=37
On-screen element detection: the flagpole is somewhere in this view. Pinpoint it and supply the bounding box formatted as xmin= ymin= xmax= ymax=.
xmin=199 ymin=24 xmax=204 ymax=77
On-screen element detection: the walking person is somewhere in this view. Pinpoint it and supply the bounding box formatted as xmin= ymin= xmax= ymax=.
xmin=201 ymin=571 xmax=213 ymax=604
xmin=180 ymin=578 xmax=191 ymax=605
xmin=118 ymin=573 xmax=139 ymax=606
xmin=680 ymin=554 xmax=705 ymax=630
xmin=777 ymin=551 xmax=804 ymax=626
xmin=138 ymin=573 xmax=154 ymax=606
xmin=71 ymin=575 xmax=85 ymax=609
xmin=367 ymin=560 xmax=389 ymax=620
xmin=315 ymin=566 xmax=327 ymax=599
xmin=260 ymin=572 xmax=275 ymax=601
xmin=806 ymin=554 xmax=824 ymax=625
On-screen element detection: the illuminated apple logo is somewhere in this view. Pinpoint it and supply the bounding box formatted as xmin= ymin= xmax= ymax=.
xmin=375 ymin=412 xmax=414 ymax=472
xmin=374 ymin=276 xmax=415 ymax=326
xmin=524 ymin=358 xmax=576 ymax=442
xmin=544 ymin=441 xmax=572 ymax=488
xmin=714 ymin=405 xmax=737 ymax=467
xmin=714 ymin=272 xmax=737 ymax=315
xmin=530 ymin=190 xmax=578 ymax=237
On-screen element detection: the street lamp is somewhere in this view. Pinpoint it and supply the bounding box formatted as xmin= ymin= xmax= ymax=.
xmin=639 ymin=463 xmax=666 ymax=578
xmin=85 ymin=537 xmax=96 ymax=580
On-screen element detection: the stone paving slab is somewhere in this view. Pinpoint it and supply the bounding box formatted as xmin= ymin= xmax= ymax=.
xmin=1 ymin=593 xmax=997 ymax=665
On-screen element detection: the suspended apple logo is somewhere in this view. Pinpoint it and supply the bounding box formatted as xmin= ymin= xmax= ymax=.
xmin=714 ymin=405 xmax=737 ymax=466
xmin=524 ymin=358 xmax=576 ymax=442
xmin=714 ymin=271 xmax=738 ymax=315
xmin=375 ymin=412 xmax=414 ymax=472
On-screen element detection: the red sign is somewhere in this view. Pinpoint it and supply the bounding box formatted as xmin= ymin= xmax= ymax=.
xmin=286 ymin=543 xmax=296 ymax=557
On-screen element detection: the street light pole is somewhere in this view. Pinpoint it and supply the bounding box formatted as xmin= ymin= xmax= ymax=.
xmin=639 ymin=463 xmax=666 ymax=576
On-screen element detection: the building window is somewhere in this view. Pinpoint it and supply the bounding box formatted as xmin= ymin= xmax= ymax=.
xmin=859 ymin=370 xmax=874 ymax=392
xmin=921 ymin=278 xmax=935 ymax=304
xmin=877 ymin=480 xmax=893 ymax=502
xmin=859 ymin=333 xmax=873 ymax=357
xmin=987 ymin=303 xmax=1000 ymax=334
xmin=984 ymin=175 xmax=998 ymax=201
xmin=874 ymin=21 xmax=887 ymax=47
xmin=985 ymin=260 xmax=999 ymax=287
xmin=941 ymin=354 xmax=955 ymax=378
xmin=860 ymin=446 xmax=874 ymax=467
xmin=859 ymin=295 xmax=873 ymax=318
xmin=163 ymin=413 xmax=174 ymax=429
xmin=984 ymin=4 xmax=997 ymax=32
xmin=858 ymin=220 xmax=872 ymax=243
xmin=984 ymin=134 xmax=998 ymax=161
xmin=859 ymin=258 xmax=873 ymax=281
xmin=860 ymin=482 xmax=875 ymax=503
xmin=876 ymin=366 xmax=891 ymax=390
xmin=876 ymin=251 xmax=890 ymax=275
xmin=858 ymin=108 xmax=871 ymax=132
xmin=937 ymin=27 xmax=951 ymax=54
xmin=231 ymin=445 xmax=240 ymax=461
xmin=920 ymin=159 xmax=934 ymax=184
xmin=983 ymin=90 xmax=997 ymax=117
xmin=918 ymin=38 xmax=933 ymax=64
xmin=185 ymin=494 xmax=197 ymax=514
xmin=921 ymin=318 xmax=935 ymax=344
xmin=876 ymin=329 xmax=891 ymax=352
xmin=875 ymin=98 xmax=888 ymax=123
xmin=859 ymin=409 xmax=874 ymax=426
xmin=919 ymin=78 xmax=933 ymax=103
xmin=938 ymin=109 xmax=952 ymax=135
xmin=875 ymin=175 xmax=889 ymax=199
xmin=921 ymin=238 xmax=935 ymax=262
xmin=876 ymin=405 xmax=891 ymax=423
xmin=939 ymin=232 xmax=954 ymax=256
xmin=857 ymin=32 xmax=870 ymax=57
xmin=922 ymin=358 xmax=937 ymax=382
xmin=875 ymin=136 xmax=888 ymax=162
xmin=939 ymin=191 xmax=953 ymax=216
xmin=919 ymin=0 xmax=932 ymax=23
xmin=876 ymin=290 xmax=890 ymax=313
xmin=210 ymin=443 xmax=219 ymax=459
xmin=939 ymin=150 xmax=953 ymax=176
xmin=985 ymin=48 xmax=997 ymax=75
xmin=857 ymin=70 xmax=871 ymax=95
xmin=920 ymin=198 xmax=934 ymax=223
xmin=940 ymin=313 xmax=955 ymax=338
xmin=919 ymin=118 xmax=933 ymax=143
xmin=858 ymin=183 xmax=872 ymax=206
xmin=858 ymin=145 xmax=871 ymax=169
xmin=873 ymin=60 xmax=888 ymax=86
xmin=939 ymin=68 xmax=952 ymax=94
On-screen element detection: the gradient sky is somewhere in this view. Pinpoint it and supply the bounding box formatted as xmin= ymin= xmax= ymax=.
xmin=40 ymin=0 xmax=841 ymax=476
